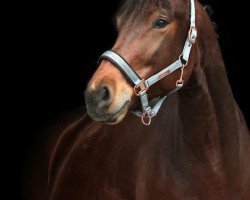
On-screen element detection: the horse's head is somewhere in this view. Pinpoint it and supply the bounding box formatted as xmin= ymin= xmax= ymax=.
xmin=85 ymin=0 xmax=199 ymax=125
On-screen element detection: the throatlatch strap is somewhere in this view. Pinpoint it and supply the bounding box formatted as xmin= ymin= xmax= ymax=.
xmin=132 ymin=84 xmax=183 ymax=118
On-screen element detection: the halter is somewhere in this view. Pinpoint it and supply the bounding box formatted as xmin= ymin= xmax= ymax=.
xmin=99 ymin=0 xmax=197 ymax=126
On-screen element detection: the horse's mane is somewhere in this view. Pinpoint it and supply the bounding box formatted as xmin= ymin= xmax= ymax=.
xmin=202 ymin=4 xmax=218 ymax=34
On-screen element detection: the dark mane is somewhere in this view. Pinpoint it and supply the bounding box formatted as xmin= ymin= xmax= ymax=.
xmin=202 ymin=3 xmax=218 ymax=34
xmin=116 ymin=0 xmax=171 ymax=26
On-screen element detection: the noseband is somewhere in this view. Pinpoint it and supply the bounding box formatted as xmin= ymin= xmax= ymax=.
xmin=99 ymin=0 xmax=197 ymax=126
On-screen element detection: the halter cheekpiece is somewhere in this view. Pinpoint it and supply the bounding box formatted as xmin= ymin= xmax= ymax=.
xmin=99 ymin=0 xmax=197 ymax=126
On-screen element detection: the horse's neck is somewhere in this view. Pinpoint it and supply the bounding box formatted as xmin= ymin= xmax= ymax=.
xmin=178 ymin=68 xmax=223 ymax=174
xmin=177 ymin=17 xmax=245 ymax=185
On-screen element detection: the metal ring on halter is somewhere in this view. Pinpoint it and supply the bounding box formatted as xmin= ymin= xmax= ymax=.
xmin=176 ymin=79 xmax=184 ymax=87
xmin=188 ymin=26 xmax=197 ymax=44
xmin=141 ymin=112 xmax=152 ymax=126
xmin=134 ymin=79 xmax=148 ymax=96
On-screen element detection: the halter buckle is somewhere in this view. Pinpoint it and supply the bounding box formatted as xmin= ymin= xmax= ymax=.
xmin=134 ymin=80 xmax=148 ymax=96
xmin=188 ymin=26 xmax=197 ymax=44
xmin=176 ymin=62 xmax=185 ymax=87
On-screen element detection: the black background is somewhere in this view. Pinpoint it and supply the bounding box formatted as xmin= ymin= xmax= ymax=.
xmin=9 ymin=0 xmax=249 ymax=199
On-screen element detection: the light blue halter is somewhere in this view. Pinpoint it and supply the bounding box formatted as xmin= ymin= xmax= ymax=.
xmin=99 ymin=0 xmax=197 ymax=125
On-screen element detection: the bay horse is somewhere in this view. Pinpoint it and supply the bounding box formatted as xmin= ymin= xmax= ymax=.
xmin=24 ymin=0 xmax=250 ymax=199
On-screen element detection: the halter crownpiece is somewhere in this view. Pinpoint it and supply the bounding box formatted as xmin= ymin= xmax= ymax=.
xmin=99 ymin=0 xmax=197 ymax=126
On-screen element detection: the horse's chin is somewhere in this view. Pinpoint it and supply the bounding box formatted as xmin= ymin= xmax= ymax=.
xmin=104 ymin=101 xmax=130 ymax=125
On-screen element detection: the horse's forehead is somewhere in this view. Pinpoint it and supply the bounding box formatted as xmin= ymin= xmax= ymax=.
xmin=115 ymin=1 xmax=170 ymax=21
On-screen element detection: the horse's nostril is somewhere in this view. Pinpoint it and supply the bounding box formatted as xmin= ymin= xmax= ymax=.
xmin=98 ymin=85 xmax=112 ymax=107
xmin=85 ymin=84 xmax=113 ymax=110
xmin=101 ymin=86 xmax=110 ymax=101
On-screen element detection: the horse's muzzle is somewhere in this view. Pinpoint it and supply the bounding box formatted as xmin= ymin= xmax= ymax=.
xmin=84 ymin=84 xmax=113 ymax=120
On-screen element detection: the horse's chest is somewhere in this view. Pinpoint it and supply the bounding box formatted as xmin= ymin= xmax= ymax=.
xmin=50 ymin=146 xmax=197 ymax=200
xmin=49 ymin=126 xmax=228 ymax=200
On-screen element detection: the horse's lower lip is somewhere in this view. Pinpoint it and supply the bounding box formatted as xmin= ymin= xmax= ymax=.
xmin=105 ymin=101 xmax=130 ymax=123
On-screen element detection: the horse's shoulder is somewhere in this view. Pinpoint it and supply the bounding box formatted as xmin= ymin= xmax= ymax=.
xmin=23 ymin=107 xmax=101 ymax=199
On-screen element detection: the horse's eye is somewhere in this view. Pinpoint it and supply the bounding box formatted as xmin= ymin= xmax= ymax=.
xmin=154 ymin=19 xmax=168 ymax=29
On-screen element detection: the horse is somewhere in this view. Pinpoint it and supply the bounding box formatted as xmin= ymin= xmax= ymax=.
xmin=23 ymin=0 xmax=250 ymax=199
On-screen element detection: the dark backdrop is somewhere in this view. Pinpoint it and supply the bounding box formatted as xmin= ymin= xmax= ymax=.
xmin=11 ymin=0 xmax=249 ymax=199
